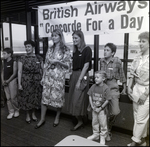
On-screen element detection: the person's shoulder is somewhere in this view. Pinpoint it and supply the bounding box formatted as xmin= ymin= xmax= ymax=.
xmin=100 ymin=58 xmax=105 ymax=62
xmin=85 ymin=46 xmax=92 ymax=51
xmin=103 ymin=83 xmax=109 ymax=90
xmin=113 ymin=56 xmax=122 ymax=63
xmin=90 ymin=84 xmax=96 ymax=89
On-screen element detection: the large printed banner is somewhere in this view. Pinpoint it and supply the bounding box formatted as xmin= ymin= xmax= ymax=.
xmin=38 ymin=1 xmax=149 ymax=37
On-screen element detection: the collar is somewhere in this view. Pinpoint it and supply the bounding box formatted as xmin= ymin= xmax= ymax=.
xmin=101 ymin=57 xmax=114 ymax=63
xmin=137 ymin=53 xmax=149 ymax=59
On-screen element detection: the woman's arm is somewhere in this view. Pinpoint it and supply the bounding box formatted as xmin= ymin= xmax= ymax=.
xmin=1 ymin=65 xmax=5 ymax=86
xmin=78 ymin=62 xmax=89 ymax=82
xmin=76 ymin=62 xmax=89 ymax=90
xmin=18 ymin=61 xmax=23 ymax=90
xmin=57 ymin=60 xmax=69 ymax=69
xmin=5 ymin=61 xmax=17 ymax=84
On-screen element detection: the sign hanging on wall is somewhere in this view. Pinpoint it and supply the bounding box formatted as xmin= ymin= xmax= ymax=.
xmin=38 ymin=1 xmax=149 ymax=37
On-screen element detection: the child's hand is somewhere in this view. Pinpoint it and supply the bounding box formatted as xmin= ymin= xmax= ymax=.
xmin=121 ymin=88 xmax=126 ymax=95
xmin=127 ymin=87 xmax=133 ymax=95
xmin=95 ymin=107 xmax=102 ymax=113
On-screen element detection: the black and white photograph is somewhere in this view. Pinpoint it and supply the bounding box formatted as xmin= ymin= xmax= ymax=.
xmin=1 ymin=1 xmax=149 ymax=146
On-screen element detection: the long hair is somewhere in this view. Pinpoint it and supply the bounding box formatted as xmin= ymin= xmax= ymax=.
xmin=51 ymin=29 xmax=67 ymax=54
xmin=72 ymin=30 xmax=86 ymax=53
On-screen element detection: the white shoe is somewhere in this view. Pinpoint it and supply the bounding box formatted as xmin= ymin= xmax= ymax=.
xmin=87 ymin=134 xmax=99 ymax=140
xmin=100 ymin=136 xmax=106 ymax=145
xmin=7 ymin=113 xmax=14 ymax=119
xmin=106 ymin=132 xmax=112 ymax=141
xmin=14 ymin=110 xmax=19 ymax=117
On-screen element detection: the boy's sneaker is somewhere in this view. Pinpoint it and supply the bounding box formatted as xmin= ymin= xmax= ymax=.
xmin=7 ymin=113 xmax=14 ymax=119
xmin=87 ymin=134 xmax=99 ymax=140
xmin=100 ymin=136 xmax=106 ymax=145
xmin=14 ymin=110 xmax=19 ymax=118
xmin=106 ymin=132 xmax=112 ymax=141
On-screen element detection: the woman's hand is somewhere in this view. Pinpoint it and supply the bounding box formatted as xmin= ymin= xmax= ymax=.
xmin=2 ymin=81 xmax=8 ymax=86
xmin=138 ymin=93 xmax=147 ymax=105
xmin=18 ymin=84 xmax=23 ymax=90
xmin=75 ymin=80 xmax=81 ymax=90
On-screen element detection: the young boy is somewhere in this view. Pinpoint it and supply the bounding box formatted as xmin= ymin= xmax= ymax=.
xmin=1 ymin=48 xmax=19 ymax=119
xmin=87 ymin=70 xmax=111 ymax=145
xmin=99 ymin=43 xmax=126 ymax=141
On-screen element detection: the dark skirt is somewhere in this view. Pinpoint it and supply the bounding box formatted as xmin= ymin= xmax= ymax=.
xmin=67 ymin=71 xmax=89 ymax=116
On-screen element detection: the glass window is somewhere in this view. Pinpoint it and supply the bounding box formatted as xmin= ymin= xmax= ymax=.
xmin=128 ymin=32 xmax=140 ymax=59
xmin=99 ymin=33 xmax=124 ymax=59
xmin=3 ymin=23 xmax=10 ymax=48
xmin=12 ymin=23 xmax=26 ymax=54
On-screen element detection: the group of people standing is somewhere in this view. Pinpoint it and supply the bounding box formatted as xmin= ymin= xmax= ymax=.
xmin=1 ymin=29 xmax=149 ymax=146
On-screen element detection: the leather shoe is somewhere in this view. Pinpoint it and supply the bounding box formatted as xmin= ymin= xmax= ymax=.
xmin=53 ymin=122 xmax=59 ymax=127
xmin=35 ymin=121 xmax=45 ymax=129
xmin=70 ymin=123 xmax=84 ymax=131
xmin=26 ymin=120 xmax=31 ymax=124
xmin=32 ymin=118 xmax=38 ymax=122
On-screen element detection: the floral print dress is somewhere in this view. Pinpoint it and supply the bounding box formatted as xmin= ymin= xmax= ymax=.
xmin=18 ymin=55 xmax=43 ymax=110
xmin=41 ymin=46 xmax=71 ymax=108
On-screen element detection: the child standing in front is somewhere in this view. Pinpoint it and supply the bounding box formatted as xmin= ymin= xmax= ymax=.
xmin=87 ymin=70 xmax=111 ymax=145
xmin=1 ymin=48 xmax=19 ymax=119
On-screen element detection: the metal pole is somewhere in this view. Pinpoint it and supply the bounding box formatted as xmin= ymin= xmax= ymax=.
xmin=25 ymin=1 xmax=31 ymax=40
xmin=9 ymin=17 xmax=13 ymax=49
xmin=123 ymin=33 xmax=129 ymax=79
xmin=94 ymin=35 xmax=99 ymax=72
xmin=93 ymin=35 xmax=99 ymax=81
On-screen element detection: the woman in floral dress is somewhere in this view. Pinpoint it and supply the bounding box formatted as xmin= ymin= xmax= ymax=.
xmin=18 ymin=40 xmax=43 ymax=123
xmin=35 ymin=29 xmax=71 ymax=129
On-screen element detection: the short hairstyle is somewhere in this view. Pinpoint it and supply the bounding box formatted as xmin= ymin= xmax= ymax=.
xmin=104 ymin=43 xmax=117 ymax=55
xmin=24 ymin=40 xmax=35 ymax=47
xmin=95 ymin=70 xmax=107 ymax=79
xmin=3 ymin=47 xmax=13 ymax=56
xmin=138 ymin=31 xmax=149 ymax=43
xmin=72 ymin=30 xmax=86 ymax=53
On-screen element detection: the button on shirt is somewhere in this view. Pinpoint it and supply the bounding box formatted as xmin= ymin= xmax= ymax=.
xmin=100 ymin=57 xmax=126 ymax=83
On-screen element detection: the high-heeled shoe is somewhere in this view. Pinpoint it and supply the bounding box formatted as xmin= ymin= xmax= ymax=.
xmin=70 ymin=123 xmax=84 ymax=131
xmin=53 ymin=122 xmax=59 ymax=127
xmin=26 ymin=120 xmax=31 ymax=124
xmin=34 ymin=121 xmax=45 ymax=129
xmin=32 ymin=118 xmax=38 ymax=122
xmin=53 ymin=117 xmax=60 ymax=127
